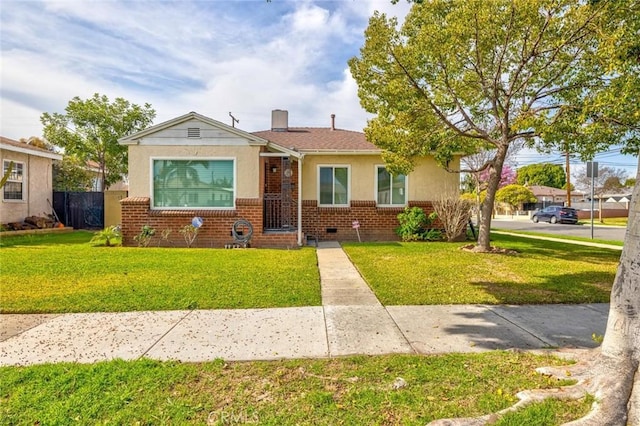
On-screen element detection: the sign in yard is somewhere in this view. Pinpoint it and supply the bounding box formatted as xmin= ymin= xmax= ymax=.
xmin=352 ymin=220 xmax=361 ymax=243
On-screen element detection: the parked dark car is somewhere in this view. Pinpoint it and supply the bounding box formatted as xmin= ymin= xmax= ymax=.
xmin=531 ymin=206 xmax=578 ymax=224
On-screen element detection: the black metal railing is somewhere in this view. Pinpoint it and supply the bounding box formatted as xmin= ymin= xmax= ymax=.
xmin=263 ymin=194 xmax=297 ymax=231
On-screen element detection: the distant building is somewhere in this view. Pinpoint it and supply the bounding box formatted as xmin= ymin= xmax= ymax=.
xmin=527 ymin=185 xmax=585 ymax=206
xmin=1 ymin=136 xmax=62 ymax=224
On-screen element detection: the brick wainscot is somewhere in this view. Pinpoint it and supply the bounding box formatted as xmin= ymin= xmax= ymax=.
xmin=120 ymin=197 xmax=298 ymax=248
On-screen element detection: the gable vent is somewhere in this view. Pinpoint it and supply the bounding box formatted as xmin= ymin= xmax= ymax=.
xmin=187 ymin=127 xmax=201 ymax=138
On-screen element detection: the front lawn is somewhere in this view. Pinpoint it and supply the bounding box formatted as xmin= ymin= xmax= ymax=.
xmin=343 ymin=234 xmax=619 ymax=305
xmin=0 ymin=352 xmax=590 ymax=425
xmin=0 ymin=232 xmax=320 ymax=313
xmin=492 ymin=228 xmax=624 ymax=246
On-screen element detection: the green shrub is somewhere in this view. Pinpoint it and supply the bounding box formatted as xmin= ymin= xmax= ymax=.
xmin=396 ymin=207 xmax=438 ymax=241
xmin=90 ymin=225 xmax=121 ymax=247
xmin=133 ymin=225 xmax=155 ymax=247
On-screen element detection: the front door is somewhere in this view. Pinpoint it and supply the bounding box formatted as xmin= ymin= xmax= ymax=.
xmin=264 ymin=157 xmax=294 ymax=231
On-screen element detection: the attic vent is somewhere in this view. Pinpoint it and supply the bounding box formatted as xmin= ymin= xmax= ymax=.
xmin=187 ymin=127 xmax=201 ymax=138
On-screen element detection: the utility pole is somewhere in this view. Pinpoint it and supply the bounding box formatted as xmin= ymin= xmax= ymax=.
xmin=565 ymin=148 xmax=571 ymax=207
xmin=587 ymin=161 xmax=598 ymax=240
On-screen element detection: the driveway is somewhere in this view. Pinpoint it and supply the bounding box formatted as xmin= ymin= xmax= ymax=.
xmin=491 ymin=218 xmax=626 ymax=241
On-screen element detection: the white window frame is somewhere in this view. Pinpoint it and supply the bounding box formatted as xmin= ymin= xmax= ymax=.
xmin=317 ymin=164 xmax=350 ymax=207
xmin=3 ymin=160 xmax=25 ymax=202
xmin=374 ymin=165 xmax=408 ymax=207
xmin=150 ymin=157 xmax=236 ymax=210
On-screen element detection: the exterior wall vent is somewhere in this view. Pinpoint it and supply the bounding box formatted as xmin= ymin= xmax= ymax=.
xmin=187 ymin=127 xmax=201 ymax=138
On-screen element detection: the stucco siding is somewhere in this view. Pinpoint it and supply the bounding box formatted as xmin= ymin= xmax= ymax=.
xmin=127 ymin=145 xmax=262 ymax=200
xmin=300 ymin=154 xmax=460 ymax=202
xmin=137 ymin=118 xmax=250 ymax=146
xmin=0 ymin=151 xmax=54 ymax=223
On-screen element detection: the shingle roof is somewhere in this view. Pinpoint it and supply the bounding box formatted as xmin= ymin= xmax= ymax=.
xmin=528 ymin=185 xmax=584 ymax=196
xmin=0 ymin=136 xmax=62 ymax=160
xmin=252 ymin=128 xmax=379 ymax=153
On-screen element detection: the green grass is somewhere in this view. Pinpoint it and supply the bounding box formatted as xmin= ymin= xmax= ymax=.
xmin=492 ymin=228 xmax=624 ymax=246
xmin=0 ymin=232 xmax=320 ymax=313
xmin=0 ymin=352 xmax=591 ymax=425
xmin=589 ymin=217 xmax=628 ymax=227
xmin=343 ymin=234 xmax=618 ymax=305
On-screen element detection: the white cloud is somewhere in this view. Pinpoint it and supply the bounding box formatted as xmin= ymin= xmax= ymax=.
xmin=1 ymin=0 xmax=410 ymax=139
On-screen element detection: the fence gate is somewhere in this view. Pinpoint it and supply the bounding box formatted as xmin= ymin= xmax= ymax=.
xmin=53 ymin=192 xmax=104 ymax=230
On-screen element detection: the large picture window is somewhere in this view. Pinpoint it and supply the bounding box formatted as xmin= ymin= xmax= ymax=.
xmin=376 ymin=166 xmax=406 ymax=206
xmin=319 ymin=166 xmax=349 ymax=206
xmin=152 ymin=159 xmax=234 ymax=208
xmin=3 ymin=160 xmax=24 ymax=201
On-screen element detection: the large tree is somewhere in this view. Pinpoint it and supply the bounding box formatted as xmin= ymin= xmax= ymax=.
xmin=516 ymin=163 xmax=566 ymax=189
xmin=573 ymin=165 xmax=629 ymax=195
xmin=41 ymin=93 xmax=155 ymax=191
xmin=349 ymin=0 xmax=639 ymax=252
xmin=351 ymin=1 xmax=640 ymax=423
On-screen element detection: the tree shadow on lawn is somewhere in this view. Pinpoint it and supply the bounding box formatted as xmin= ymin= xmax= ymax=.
xmin=490 ymin=235 xmax=621 ymax=265
xmin=470 ymin=270 xmax=613 ymax=305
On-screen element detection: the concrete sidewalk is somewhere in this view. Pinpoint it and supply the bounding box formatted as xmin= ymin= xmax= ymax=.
xmin=0 ymin=242 xmax=609 ymax=366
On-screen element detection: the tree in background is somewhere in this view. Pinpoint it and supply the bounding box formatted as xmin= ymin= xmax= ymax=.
xmin=573 ymin=165 xmax=629 ymax=195
xmin=479 ymin=164 xmax=516 ymax=189
xmin=495 ymin=184 xmax=537 ymax=215
xmin=516 ymin=163 xmax=566 ymax=189
xmin=352 ymin=0 xmax=640 ymax=423
xmin=53 ymin=156 xmax=93 ymax=192
xmin=41 ymin=93 xmax=155 ymax=191
xmin=19 ymin=136 xmax=55 ymax=152
xmin=461 ymin=145 xmax=519 ymax=224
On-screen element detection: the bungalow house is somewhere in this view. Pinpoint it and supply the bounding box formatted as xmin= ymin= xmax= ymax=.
xmin=118 ymin=110 xmax=459 ymax=248
xmin=0 ymin=136 xmax=63 ymax=224
xmin=528 ymin=185 xmax=586 ymax=206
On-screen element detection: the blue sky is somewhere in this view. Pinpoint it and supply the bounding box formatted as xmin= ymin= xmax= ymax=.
xmin=1 ymin=0 xmax=637 ymax=180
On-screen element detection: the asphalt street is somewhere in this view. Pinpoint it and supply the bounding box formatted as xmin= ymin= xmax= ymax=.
xmin=491 ymin=217 xmax=626 ymax=241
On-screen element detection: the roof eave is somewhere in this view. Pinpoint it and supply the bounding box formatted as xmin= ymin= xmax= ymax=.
xmin=0 ymin=143 xmax=63 ymax=160
xmin=265 ymin=142 xmax=302 ymax=158
xmin=118 ymin=111 xmax=269 ymax=146
xmin=299 ymin=149 xmax=381 ymax=155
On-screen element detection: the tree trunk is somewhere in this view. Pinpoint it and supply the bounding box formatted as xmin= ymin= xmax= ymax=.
xmin=476 ymin=144 xmax=508 ymax=251
xmin=567 ymin=159 xmax=640 ymax=425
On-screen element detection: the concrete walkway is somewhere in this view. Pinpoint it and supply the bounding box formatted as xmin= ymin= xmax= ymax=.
xmin=0 ymin=242 xmax=609 ymax=366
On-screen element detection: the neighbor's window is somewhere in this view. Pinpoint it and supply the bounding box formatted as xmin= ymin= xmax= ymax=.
xmin=376 ymin=166 xmax=406 ymax=206
xmin=3 ymin=160 xmax=24 ymax=201
xmin=319 ymin=166 xmax=349 ymax=206
xmin=152 ymin=159 xmax=234 ymax=208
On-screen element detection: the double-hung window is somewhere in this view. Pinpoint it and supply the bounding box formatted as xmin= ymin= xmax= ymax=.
xmin=376 ymin=166 xmax=406 ymax=206
xmin=319 ymin=165 xmax=349 ymax=206
xmin=152 ymin=159 xmax=235 ymax=208
xmin=3 ymin=160 xmax=24 ymax=201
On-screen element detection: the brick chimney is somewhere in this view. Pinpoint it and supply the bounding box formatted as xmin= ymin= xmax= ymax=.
xmin=271 ymin=110 xmax=288 ymax=132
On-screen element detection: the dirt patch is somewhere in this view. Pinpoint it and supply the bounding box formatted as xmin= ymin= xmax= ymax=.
xmin=460 ymin=244 xmax=519 ymax=255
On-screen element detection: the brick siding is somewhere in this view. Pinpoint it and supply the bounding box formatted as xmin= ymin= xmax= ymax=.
xmin=301 ymin=200 xmax=435 ymax=242
xmin=121 ymin=197 xmax=436 ymax=247
xmin=120 ymin=197 xmax=298 ymax=248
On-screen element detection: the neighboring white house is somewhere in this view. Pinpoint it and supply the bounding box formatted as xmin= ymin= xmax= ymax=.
xmin=0 ymin=136 xmax=62 ymax=224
